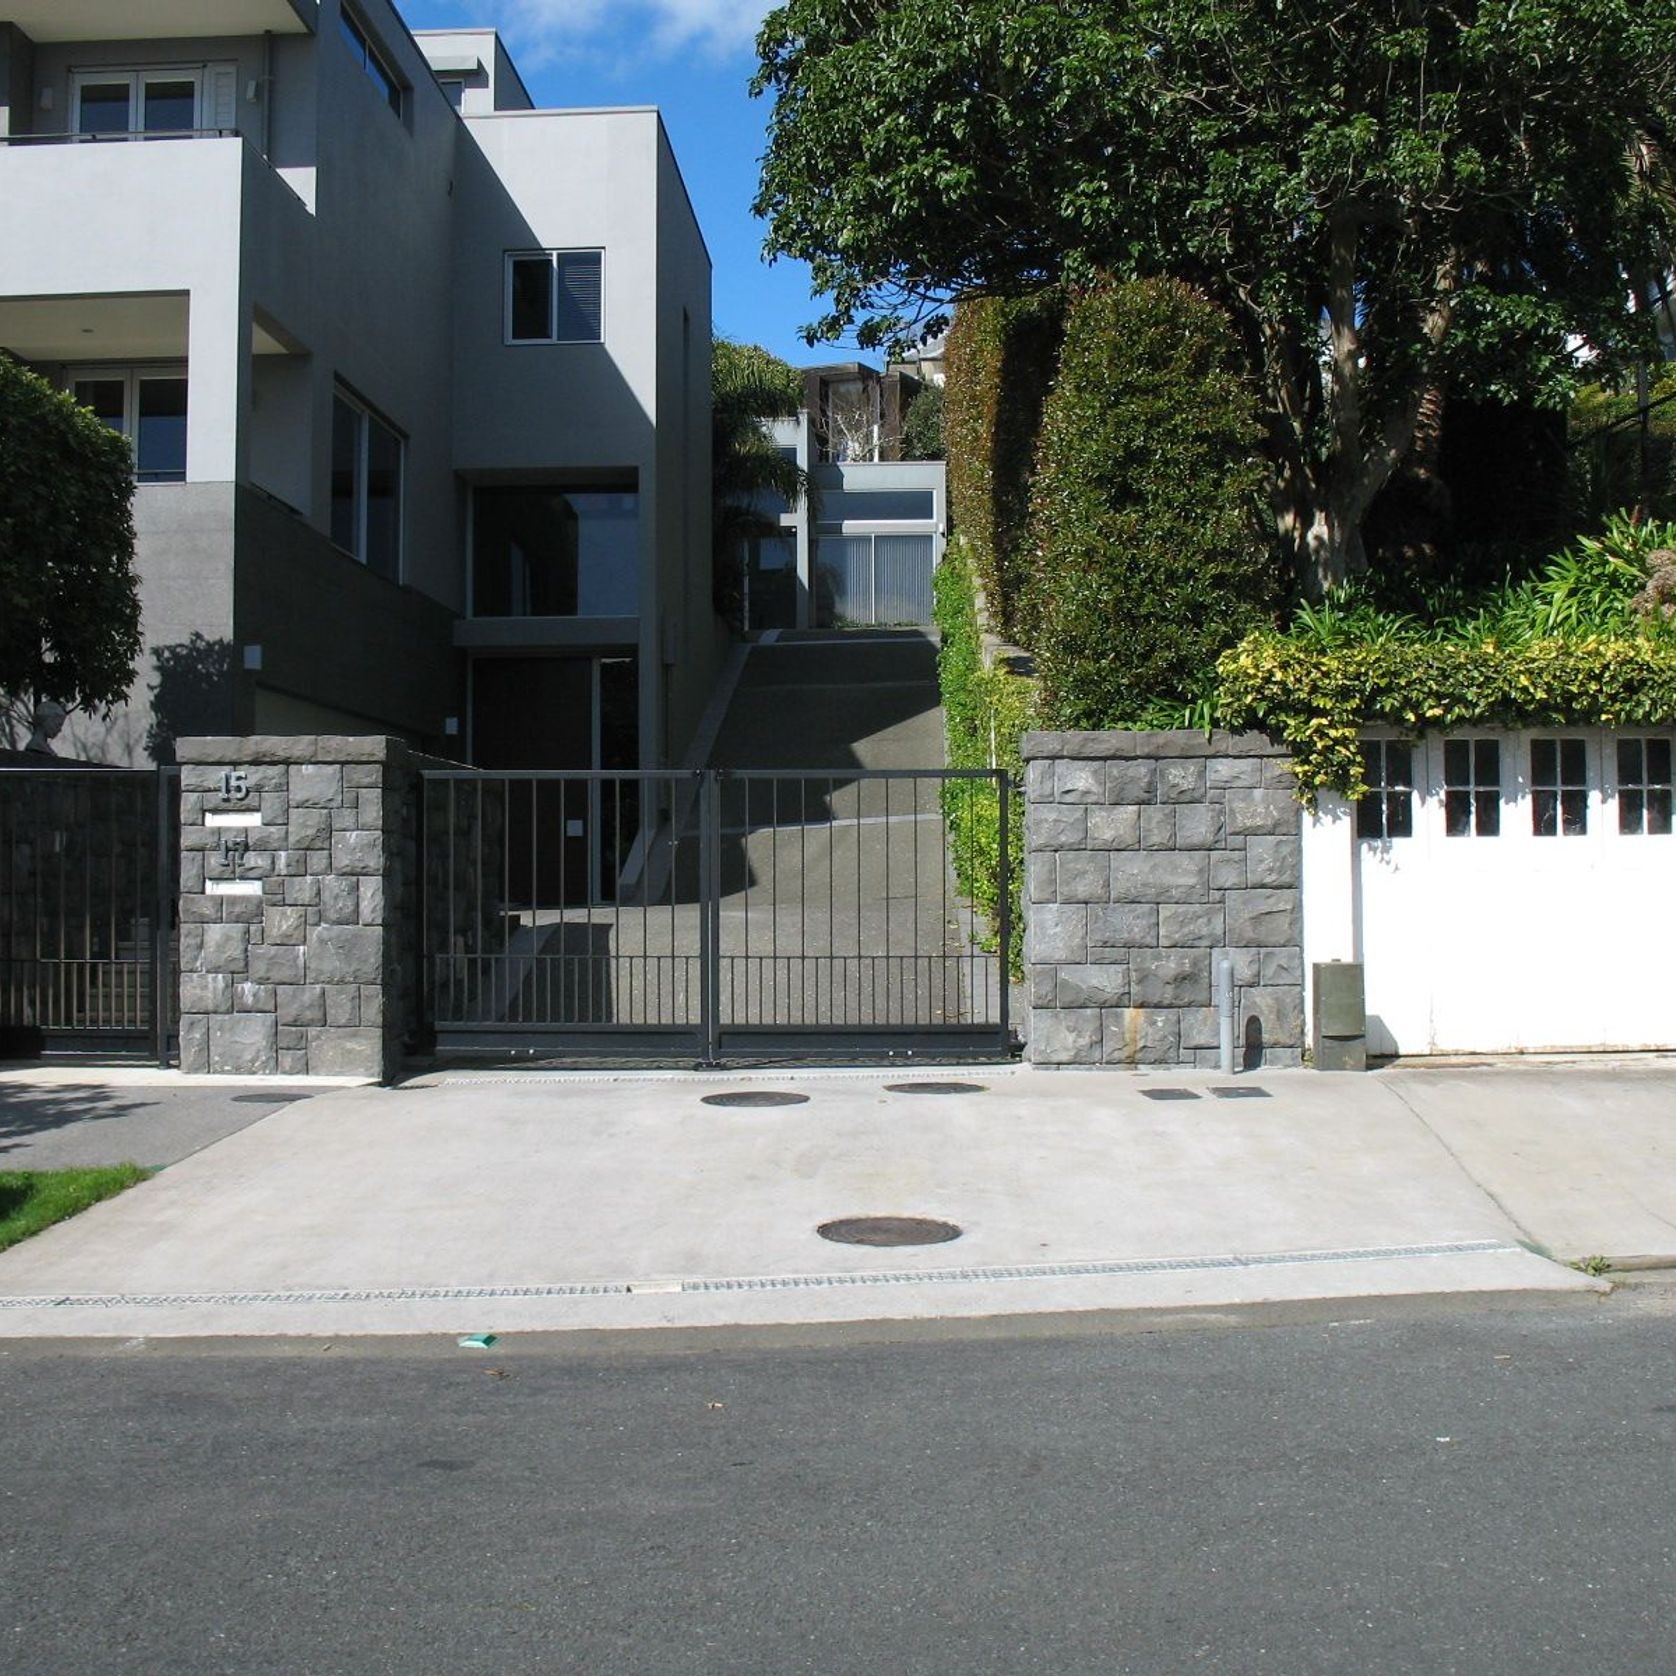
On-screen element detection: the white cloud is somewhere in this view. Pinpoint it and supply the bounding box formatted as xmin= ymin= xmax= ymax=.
xmin=495 ymin=0 xmax=772 ymax=64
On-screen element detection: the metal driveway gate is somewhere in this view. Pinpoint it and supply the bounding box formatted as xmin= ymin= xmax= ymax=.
xmin=0 ymin=766 xmax=179 ymax=1062
xmin=420 ymin=767 xmax=1010 ymax=1060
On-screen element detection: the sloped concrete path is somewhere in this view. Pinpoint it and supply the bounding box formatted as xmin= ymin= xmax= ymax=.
xmin=0 ymin=1060 xmax=1641 ymax=1338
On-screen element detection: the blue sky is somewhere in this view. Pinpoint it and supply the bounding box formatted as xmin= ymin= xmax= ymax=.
xmin=398 ymin=0 xmax=849 ymax=370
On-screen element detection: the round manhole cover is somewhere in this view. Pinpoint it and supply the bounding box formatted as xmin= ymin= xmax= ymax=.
xmin=884 ymin=1081 xmax=987 ymax=1096
xmin=817 ymin=1216 xmax=963 ymax=1247
xmin=701 ymin=1090 xmax=810 ymax=1109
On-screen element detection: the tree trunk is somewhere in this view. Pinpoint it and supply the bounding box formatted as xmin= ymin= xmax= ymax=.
xmin=1299 ymin=496 xmax=1365 ymax=598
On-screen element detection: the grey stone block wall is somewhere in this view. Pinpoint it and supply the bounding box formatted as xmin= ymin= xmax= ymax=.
xmin=1021 ymin=730 xmax=1305 ymax=1068
xmin=175 ymin=736 xmax=422 ymax=1080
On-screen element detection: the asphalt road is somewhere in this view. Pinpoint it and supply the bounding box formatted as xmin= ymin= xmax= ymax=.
xmin=0 ymin=1076 xmax=307 ymax=1170
xmin=5 ymin=1289 xmax=1676 ymax=1675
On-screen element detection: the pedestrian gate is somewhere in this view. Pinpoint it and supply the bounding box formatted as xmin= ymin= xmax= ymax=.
xmin=0 ymin=766 xmax=179 ymax=1061
xmin=420 ymin=768 xmax=1010 ymax=1060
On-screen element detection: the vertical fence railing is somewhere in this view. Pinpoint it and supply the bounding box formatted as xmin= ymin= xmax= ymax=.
xmin=0 ymin=765 xmax=178 ymax=1061
xmin=419 ymin=766 xmax=1010 ymax=1058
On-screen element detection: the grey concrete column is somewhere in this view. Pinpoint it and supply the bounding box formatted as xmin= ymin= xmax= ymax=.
xmin=175 ymin=736 xmax=418 ymax=1080
xmin=1021 ymin=730 xmax=1305 ymax=1069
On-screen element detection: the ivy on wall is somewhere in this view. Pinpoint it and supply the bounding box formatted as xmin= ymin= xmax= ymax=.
xmin=942 ymin=291 xmax=1063 ymax=643
xmin=934 ymin=537 xmax=1036 ymax=977
xmin=1217 ymin=517 xmax=1676 ymax=803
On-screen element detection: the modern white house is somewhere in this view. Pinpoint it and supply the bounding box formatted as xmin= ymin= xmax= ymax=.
xmin=0 ymin=0 xmax=721 ymax=776
xmin=740 ymin=410 xmax=946 ymax=633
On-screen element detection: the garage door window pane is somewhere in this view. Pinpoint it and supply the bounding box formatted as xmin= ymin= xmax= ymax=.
xmin=1444 ymin=738 xmax=1500 ymax=837
xmin=1531 ymin=737 xmax=1587 ymax=837
xmin=1357 ymin=740 xmax=1413 ymax=840
xmin=1617 ymin=737 xmax=1673 ymax=836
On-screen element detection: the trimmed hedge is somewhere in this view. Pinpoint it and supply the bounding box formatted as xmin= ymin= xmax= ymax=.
xmin=1023 ymin=277 xmax=1278 ymax=728
xmin=934 ymin=537 xmax=1036 ymax=978
xmin=942 ymin=291 xmax=1063 ymax=641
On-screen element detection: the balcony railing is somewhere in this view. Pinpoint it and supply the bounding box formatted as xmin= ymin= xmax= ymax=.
xmin=0 ymin=129 xmax=239 ymax=146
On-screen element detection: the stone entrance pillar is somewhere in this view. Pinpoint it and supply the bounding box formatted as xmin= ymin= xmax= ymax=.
xmin=175 ymin=736 xmax=418 ymax=1079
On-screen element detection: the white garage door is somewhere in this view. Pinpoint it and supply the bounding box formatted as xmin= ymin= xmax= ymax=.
xmin=1352 ymin=729 xmax=1676 ymax=1055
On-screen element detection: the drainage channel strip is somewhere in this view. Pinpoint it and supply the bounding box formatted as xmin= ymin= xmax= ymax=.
xmin=0 ymin=1241 xmax=1522 ymax=1312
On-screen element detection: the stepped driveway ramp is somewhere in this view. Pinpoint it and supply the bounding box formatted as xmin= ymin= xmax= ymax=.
xmin=698 ymin=629 xmax=1001 ymax=1042
xmin=707 ymin=629 xmax=945 ymax=771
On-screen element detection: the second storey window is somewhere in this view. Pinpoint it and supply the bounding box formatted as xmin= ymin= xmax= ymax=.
xmin=505 ymin=252 xmax=604 ymax=344
xmin=72 ymin=368 xmax=187 ymax=483
xmin=339 ymin=6 xmax=404 ymax=116
xmin=331 ymin=391 xmax=403 ymax=580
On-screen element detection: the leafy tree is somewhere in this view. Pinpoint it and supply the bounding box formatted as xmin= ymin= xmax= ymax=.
xmin=900 ymin=381 xmax=945 ymax=461
xmin=0 ymin=354 xmax=140 ymax=726
xmin=711 ymin=337 xmax=810 ymax=619
xmin=753 ymin=0 xmax=1676 ymax=592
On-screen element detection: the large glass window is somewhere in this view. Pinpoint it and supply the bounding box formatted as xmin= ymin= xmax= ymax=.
xmin=74 ymin=70 xmax=201 ymax=139
xmin=331 ymin=391 xmax=403 ymax=580
xmin=72 ymin=368 xmax=187 ymax=483
xmin=504 ymin=252 xmax=603 ymax=344
xmin=473 ymin=486 xmax=637 ymax=617
xmin=816 ymin=488 xmax=936 ymax=526
xmin=339 ymin=7 xmax=404 ymax=114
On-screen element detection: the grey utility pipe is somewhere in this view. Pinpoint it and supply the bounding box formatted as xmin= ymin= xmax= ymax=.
xmin=1216 ymin=957 xmax=1235 ymax=1076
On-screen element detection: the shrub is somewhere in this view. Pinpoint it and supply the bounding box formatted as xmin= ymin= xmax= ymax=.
xmin=934 ymin=538 xmax=1036 ymax=978
xmin=1022 ymin=278 xmax=1279 ymax=728
xmin=942 ymin=291 xmax=1063 ymax=640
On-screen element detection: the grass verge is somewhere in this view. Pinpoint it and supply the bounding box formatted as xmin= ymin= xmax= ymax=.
xmin=0 ymin=1166 xmax=152 ymax=1255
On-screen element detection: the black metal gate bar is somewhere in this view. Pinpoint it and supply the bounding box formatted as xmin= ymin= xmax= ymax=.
xmin=0 ymin=765 xmax=179 ymax=1063
xmin=420 ymin=765 xmax=1010 ymax=1061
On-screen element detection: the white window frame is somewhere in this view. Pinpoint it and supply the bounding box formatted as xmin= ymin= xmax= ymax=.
xmin=503 ymin=250 xmax=606 ymax=346
xmin=330 ymin=387 xmax=405 ymax=581
xmin=71 ymin=67 xmax=205 ymax=138
xmin=69 ymin=364 xmax=189 ymax=482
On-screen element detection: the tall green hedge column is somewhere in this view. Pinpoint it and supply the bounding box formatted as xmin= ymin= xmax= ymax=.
xmin=1024 ymin=278 xmax=1277 ymax=725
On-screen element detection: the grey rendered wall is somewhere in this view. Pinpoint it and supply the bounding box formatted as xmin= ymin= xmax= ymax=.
xmin=1023 ymin=730 xmax=1305 ymax=1068
xmin=57 ymin=484 xmax=239 ymax=768
xmin=0 ymin=23 xmax=34 ymax=137
xmin=233 ymin=487 xmax=460 ymax=744
xmin=655 ymin=122 xmax=724 ymax=766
